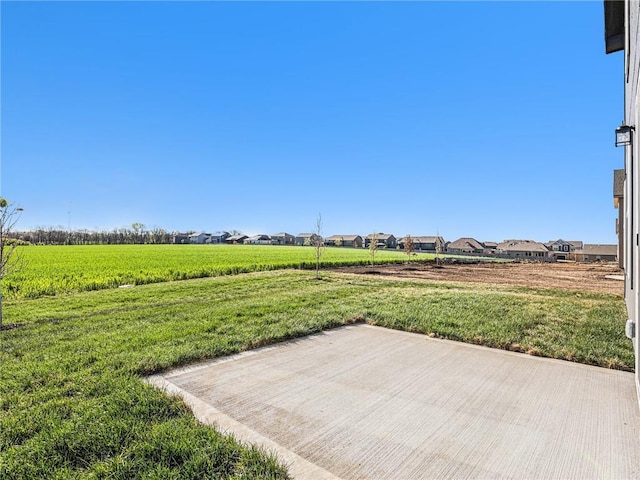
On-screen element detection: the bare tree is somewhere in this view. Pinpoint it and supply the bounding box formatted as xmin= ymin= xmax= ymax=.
xmin=403 ymin=234 xmax=415 ymax=262
xmin=131 ymin=222 xmax=146 ymax=244
xmin=312 ymin=214 xmax=325 ymax=279
xmin=369 ymin=232 xmax=379 ymax=266
xmin=435 ymin=236 xmax=444 ymax=266
xmin=0 ymin=197 xmax=24 ymax=329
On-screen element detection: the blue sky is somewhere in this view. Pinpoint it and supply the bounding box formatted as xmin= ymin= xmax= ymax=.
xmin=1 ymin=1 xmax=623 ymax=243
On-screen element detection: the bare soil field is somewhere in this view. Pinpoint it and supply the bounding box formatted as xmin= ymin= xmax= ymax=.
xmin=335 ymin=261 xmax=624 ymax=295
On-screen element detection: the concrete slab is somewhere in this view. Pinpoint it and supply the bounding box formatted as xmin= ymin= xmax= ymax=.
xmin=605 ymin=274 xmax=625 ymax=281
xmin=147 ymin=325 xmax=640 ymax=479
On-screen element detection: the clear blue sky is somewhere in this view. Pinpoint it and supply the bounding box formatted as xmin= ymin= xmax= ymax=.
xmin=1 ymin=1 xmax=623 ymax=243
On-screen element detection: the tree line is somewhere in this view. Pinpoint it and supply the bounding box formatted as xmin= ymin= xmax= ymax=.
xmin=8 ymin=223 xmax=179 ymax=245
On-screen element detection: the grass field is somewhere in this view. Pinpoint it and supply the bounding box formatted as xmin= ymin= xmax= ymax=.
xmin=4 ymin=244 xmax=435 ymax=299
xmin=1 ymin=268 xmax=631 ymax=478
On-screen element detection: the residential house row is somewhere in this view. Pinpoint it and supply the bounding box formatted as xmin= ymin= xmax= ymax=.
xmin=446 ymin=237 xmax=617 ymax=262
xmin=173 ymin=231 xmax=617 ymax=262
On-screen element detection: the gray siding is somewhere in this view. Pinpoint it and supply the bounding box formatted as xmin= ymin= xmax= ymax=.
xmin=621 ymin=0 xmax=640 ymax=400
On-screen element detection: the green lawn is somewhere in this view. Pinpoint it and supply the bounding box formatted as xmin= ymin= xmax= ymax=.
xmin=1 ymin=270 xmax=631 ymax=478
xmin=6 ymin=244 xmax=435 ymax=299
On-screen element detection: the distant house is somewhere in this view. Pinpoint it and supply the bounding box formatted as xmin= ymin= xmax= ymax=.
xmin=575 ymin=244 xmax=618 ymax=262
xmin=210 ymin=231 xmax=230 ymax=244
xmin=614 ymin=169 xmax=624 ymax=268
xmin=325 ymin=235 xmax=364 ymax=248
xmin=482 ymin=241 xmax=498 ymax=255
xmin=496 ymin=240 xmax=550 ymax=260
xmin=446 ymin=237 xmax=485 ymax=255
xmin=226 ymin=234 xmax=248 ymax=244
xmin=189 ymin=232 xmax=211 ymax=244
xmin=545 ymin=239 xmax=583 ymax=260
xmin=397 ymin=236 xmax=445 ymax=253
xmin=244 ymin=234 xmax=272 ymax=245
xmin=295 ymin=233 xmax=321 ymax=246
xmin=172 ymin=233 xmax=190 ymax=244
xmin=364 ymin=233 xmax=396 ymax=249
xmin=271 ymin=232 xmax=295 ymax=246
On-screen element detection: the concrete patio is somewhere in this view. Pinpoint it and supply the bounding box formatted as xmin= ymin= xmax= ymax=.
xmin=147 ymin=324 xmax=640 ymax=479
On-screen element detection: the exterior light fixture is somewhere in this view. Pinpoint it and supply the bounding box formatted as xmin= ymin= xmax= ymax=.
xmin=615 ymin=124 xmax=634 ymax=147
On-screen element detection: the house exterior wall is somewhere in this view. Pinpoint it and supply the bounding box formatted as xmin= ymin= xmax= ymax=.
xmin=618 ymin=197 xmax=625 ymax=269
xmin=226 ymin=235 xmax=247 ymax=244
xmin=415 ymin=242 xmax=436 ymax=251
xmin=502 ymin=250 xmax=549 ymax=260
xmin=272 ymin=235 xmax=294 ymax=245
xmin=447 ymin=246 xmax=483 ymax=255
xmin=271 ymin=237 xmax=295 ymax=245
xmin=581 ymin=254 xmax=618 ymax=262
xmin=407 ymin=237 xmax=445 ymax=252
xmin=296 ymin=234 xmax=320 ymax=246
xmin=189 ymin=234 xmax=209 ymax=244
xmin=614 ymin=169 xmax=625 ymax=269
xmin=210 ymin=233 xmax=230 ymax=244
xmin=385 ymin=236 xmax=397 ymax=248
xmin=173 ymin=234 xmax=189 ymax=244
xmin=365 ymin=235 xmax=396 ymax=249
xmin=326 ymin=236 xmax=362 ymax=248
xmin=617 ymin=0 xmax=640 ymax=401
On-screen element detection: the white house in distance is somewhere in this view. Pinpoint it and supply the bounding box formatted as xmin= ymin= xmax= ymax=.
xmin=210 ymin=231 xmax=230 ymax=244
xmin=189 ymin=232 xmax=210 ymax=244
xmin=605 ymin=0 xmax=639 ymax=403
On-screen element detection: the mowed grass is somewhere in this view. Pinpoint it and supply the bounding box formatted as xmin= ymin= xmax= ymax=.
xmin=1 ymin=270 xmax=631 ymax=478
xmin=5 ymin=244 xmax=432 ymax=299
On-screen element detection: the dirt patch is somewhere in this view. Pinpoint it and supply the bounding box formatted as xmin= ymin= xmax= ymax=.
xmin=0 ymin=323 xmax=23 ymax=331
xmin=334 ymin=261 xmax=624 ymax=295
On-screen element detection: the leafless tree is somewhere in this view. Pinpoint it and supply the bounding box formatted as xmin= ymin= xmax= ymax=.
xmin=436 ymin=237 xmax=444 ymax=266
xmin=403 ymin=235 xmax=415 ymax=262
xmin=11 ymin=225 xmax=173 ymax=245
xmin=369 ymin=232 xmax=379 ymax=266
xmin=312 ymin=214 xmax=325 ymax=279
xmin=131 ymin=222 xmax=146 ymax=244
xmin=0 ymin=197 xmax=24 ymax=329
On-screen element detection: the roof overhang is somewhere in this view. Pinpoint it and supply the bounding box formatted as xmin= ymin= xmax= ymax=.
xmin=605 ymin=0 xmax=625 ymax=54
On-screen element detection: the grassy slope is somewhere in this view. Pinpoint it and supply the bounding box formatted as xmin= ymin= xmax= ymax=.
xmin=1 ymin=270 xmax=631 ymax=478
